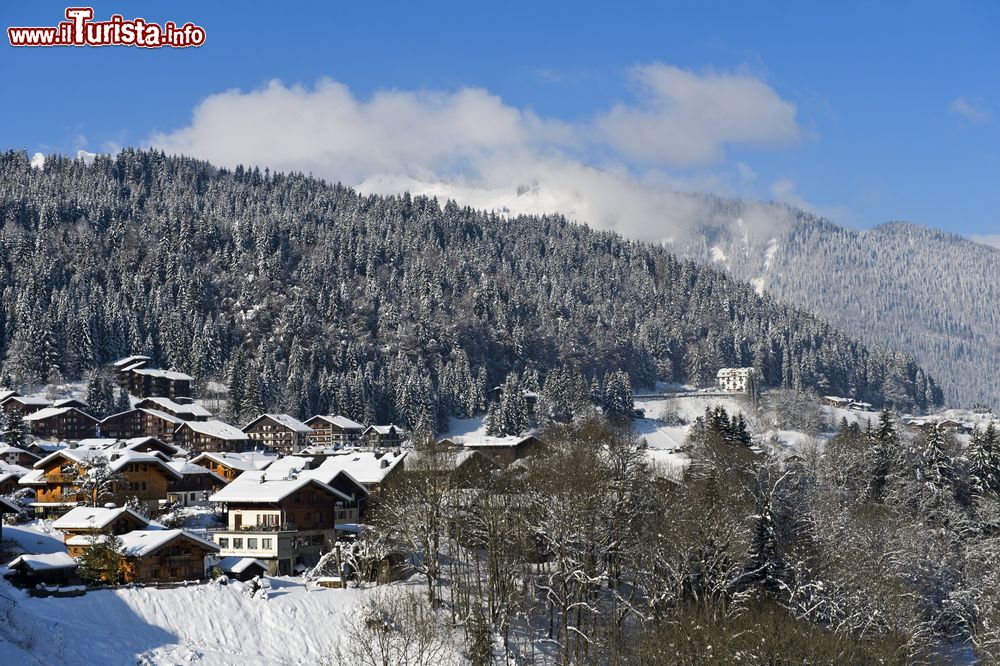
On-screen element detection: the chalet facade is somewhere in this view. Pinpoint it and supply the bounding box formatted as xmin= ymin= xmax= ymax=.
xmin=126 ymin=367 xmax=194 ymax=400
xmin=242 ymin=414 xmax=314 ymax=454
xmin=209 ymin=475 xmax=360 ymax=575
xmin=305 ymin=415 xmax=365 ymax=447
xmin=716 ymin=368 xmax=756 ymax=394
xmin=0 ymin=445 xmax=40 ymax=467
xmin=66 ymin=528 xmax=220 ymax=584
xmin=23 ymin=406 xmax=99 ymax=441
xmin=166 ymin=461 xmax=227 ymax=506
xmin=0 ymin=395 xmax=52 ymax=418
xmin=438 ymin=434 xmax=542 ymax=467
xmin=19 ymin=449 xmax=181 ymax=516
xmin=175 ymin=420 xmax=250 ymax=454
xmin=100 ymin=408 xmax=183 ymax=444
xmin=54 ymin=505 xmax=151 ymax=557
xmin=364 ymin=424 xmax=404 ymax=448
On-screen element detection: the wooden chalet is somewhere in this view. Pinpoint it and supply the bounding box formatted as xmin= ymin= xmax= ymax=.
xmin=125 ymin=367 xmax=194 ymax=400
xmin=67 ymin=528 xmax=220 ymax=584
xmin=100 ymin=408 xmax=184 ymax=444
xmin=0 ymin=395 xmax=52 ymax=418
xmin=304 ymin=414 xmax=365 ymax=447
xmin=438 ymin=434 xmax=542 ymax=467
xmin=53 ymin=505 xmax=152 ymax=557
xmin=7 ymin=552 xmax=78 ymax=586
xmin=166 ymin=461 xmax=227 ymax=506
xmin=209 ymin=474 xmax=359 ymax=575
xmin=363 ymin=424 xmax=405 ymax=448
xmin=0 ymin=445 xmax=41 ymax=467
xmin=190 ymin=451 xmax=277 ymax=483
xmin=242 ymin=414 xmax=314 ymax=454
xmin=19 ymin=449 xmax=182 ymax=517
xmin=23 ymin=406 xmax=99 ymax=441
xmin=174 ymin=420 xmax=250 ymax=454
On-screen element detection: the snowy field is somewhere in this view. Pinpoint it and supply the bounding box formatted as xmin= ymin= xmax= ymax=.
xmin=0 ymin=573 xmax=374 ymax=665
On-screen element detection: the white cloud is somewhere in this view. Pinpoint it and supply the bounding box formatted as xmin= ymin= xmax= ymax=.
xmin=148 ymin=66 xmax=806 ymax=241
xmin=30 ymin=152 xmax=45 ymax=170
xmin=597 ymin=64 xmax=801 ymax=167
xmin=949 ymin=97 xmax=991 ymax=124
xmin=972 ymin=234 xmax=1000 ymax=249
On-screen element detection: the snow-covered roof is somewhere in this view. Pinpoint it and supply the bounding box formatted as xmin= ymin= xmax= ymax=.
xmin=112 ymin=355 xmax=151 ymax=368
xmin=304 ymin=450 xmax=407 ymax=486
xmin=118 ymin=528 xmax=219 ymax=557
xmin=8 ymin=552 xmax=78 ymax=571
xmin=131 ymin=368 xmax=194 ymax=381
xmin=307 ymin=414 xmax=365 ymax=430
xmin=0 ymin=390 xmax=19 ymax=403
xmin=442 ymin=434 xmax=538 ymax=449
xmin=244 ymin=414 xmax=314 ymax=434
xmin=52 ymin=505 xmax=149 ymax=530
xmin=53 ymin=398 xmax=88 ymax=409
xmin=364 ymin=424 xmax=402 ymax=436
xmin=209 ymin=473 xmax=351 ymax=504
xmin=23 ymin=406 xmax=96 ymax=422
xmin=2 ymin=396 xmax=52 ymax=407
xmin=216 ymin=556 xmax=268 ymax=574
xmin=181 ymin=420 xmax=248 ymax=441
xmin=262 ymin=456 xmax=314 ymax=479
xmin=190 ymin=451 xmax=277 ymax=471
xmin=167 ymin=460 xmax=227 ymax=484
xmin=137 ymin=397 xmax=212 ymax=419
xmin=0 ymin=496 xmax=20 ymax=513
xmin=30 ymin=448 xmax=182 ymax=479
xmin=0 ymin=445 xmax=39 ymax=459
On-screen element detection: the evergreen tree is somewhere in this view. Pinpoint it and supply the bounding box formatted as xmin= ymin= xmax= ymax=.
xmin=2 ymin=408 xmax=28 ymax=449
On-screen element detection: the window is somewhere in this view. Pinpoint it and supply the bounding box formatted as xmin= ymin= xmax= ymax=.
xmin=262 ymin=538 xmax=272 ymax=549
xmin=233 ymin=538 xmax=243 ymax=549
xmin=219 ymin=538 xmax=229 ymax=548
xmin=248 ymin=538 xmax=258 ymax=550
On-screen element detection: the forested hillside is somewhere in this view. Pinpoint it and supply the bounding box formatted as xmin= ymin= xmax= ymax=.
xmin=671 ymin=196 xmax=1000 ymax=408
xmin=0 ymin=150 xmax=939 ymax=427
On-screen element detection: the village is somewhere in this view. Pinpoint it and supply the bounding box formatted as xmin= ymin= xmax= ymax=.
xmin=0 ymin=360 xmax=989 ymax=591
xmin=1 ymin=358 xmax=998 ymax=664
xmin=0 ymin=355 xmax=555 ymax=589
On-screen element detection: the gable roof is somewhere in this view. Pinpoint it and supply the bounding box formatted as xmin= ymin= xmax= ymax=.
xmin=119 ymin=528 xmax=219 ymax=557
xmin=0 ymin=496 xmax=20 ymax=513
xmin=112 ymin=355 xmax=152 ymax=368
xmin=30 ymin=448 xmax=182 ymax=479
xmin=136 ymin=397 xmax=212 ymax=419
xmin=363 ymin=424 xmax=402 ymax=436
xmin=306 ymin=414 xmax=365 ymax=430
xmin=190 ymin=451 xmax=277 ymax=471
xmin=23 ymin=406 xmax=97 ymax=423
xmin=217 ymin=556 xmax=268 ymax=574
xmin=243 ymin=413 xmax=314 ymax=434
xmin=52 ymin=505 xmax=150 ymax=530
xmin=179 ymin=420 xmax=248 ymax=441
xmin=131 ymin=368 xmax=194 ymax=381
xmin=0 ymin=445 xmax=40 ymax=460
xmin=305 ymin=450 xmax=407 ymax=486
xmin=3 ymin=396 xmax=52 ymax=408
xmin=8 ymin=552 xmax=78 ymax=571
xmin=209 ymin=473 xmax=351 ymax=504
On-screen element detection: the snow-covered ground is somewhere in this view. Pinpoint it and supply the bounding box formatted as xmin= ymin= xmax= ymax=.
xmin=0 ymin=573 xmax=375 ymax=665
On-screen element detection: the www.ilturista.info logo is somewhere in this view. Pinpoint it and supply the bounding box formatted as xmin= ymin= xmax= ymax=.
xmin=8 ymin=7 xmax=205 ymax=48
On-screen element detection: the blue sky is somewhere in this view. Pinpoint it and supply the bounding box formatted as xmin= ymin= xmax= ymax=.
xmin=1 ymin=1 xmax=997 ymax=241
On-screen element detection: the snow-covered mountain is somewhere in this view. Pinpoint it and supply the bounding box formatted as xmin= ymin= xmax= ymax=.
xmin=668 ymin=197 xmax=1000 ymax=409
